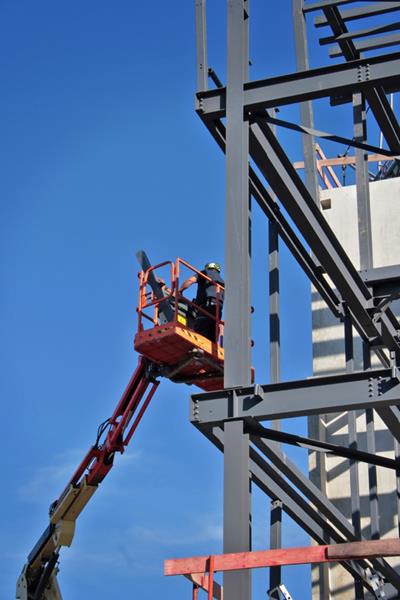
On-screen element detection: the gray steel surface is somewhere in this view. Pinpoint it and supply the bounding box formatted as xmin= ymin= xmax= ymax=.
xmin=329 ymin=33 xmax=400 ymax=57
xmin=195 ymin=0 xmax=208 ymax=92
xmin=224 ymin=0 xmax=251 ymax=389
xmin=223 ymin=2 xmax=251 ymax=598
xmin=190 ymin=369 xmax=400 ymax=424
xmin=197 ymin=52 xmax=400 ymax=119
xmin=223 ymin=420 xmax=252 ymax=599
xmin=292 ymin=0 xmax=319 ymax=203
xmin=314 ymin=3 xmax=400 ymax=27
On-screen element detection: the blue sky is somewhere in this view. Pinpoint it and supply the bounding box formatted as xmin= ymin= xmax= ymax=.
xmin=2 ymin=1 xmax=388 ymax=598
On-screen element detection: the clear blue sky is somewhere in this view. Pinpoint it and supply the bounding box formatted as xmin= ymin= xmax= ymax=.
xmin=1 ymin=1 xmax=376 ymax=598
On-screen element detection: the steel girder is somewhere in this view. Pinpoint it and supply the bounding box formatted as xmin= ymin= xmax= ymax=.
xmin=190 ymin=368 xmax=400 ymax=425
xmin=196 ymin=51 xmax=400 ymax=121
xmin=314 ymin=2 xmax=400 ymax=26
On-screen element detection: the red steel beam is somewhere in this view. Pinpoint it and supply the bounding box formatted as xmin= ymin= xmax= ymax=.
xmin=165 ymin=539 xmax=400 ymax=576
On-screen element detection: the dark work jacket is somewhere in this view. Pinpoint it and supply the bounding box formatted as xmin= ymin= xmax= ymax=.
xmin=195 ymin=268 xmax=225 ymax=306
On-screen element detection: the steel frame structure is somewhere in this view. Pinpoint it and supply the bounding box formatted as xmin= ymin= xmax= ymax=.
xmin=192 ymin=1 xmax=400 ymax=598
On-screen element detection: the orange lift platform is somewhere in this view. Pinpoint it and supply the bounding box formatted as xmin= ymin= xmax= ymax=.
xmin=134 ymin=254 xmax=224 ymax=392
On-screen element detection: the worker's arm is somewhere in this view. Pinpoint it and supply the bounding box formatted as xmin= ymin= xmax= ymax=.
xmin=179 ymin=275 xmax=197 ymax=293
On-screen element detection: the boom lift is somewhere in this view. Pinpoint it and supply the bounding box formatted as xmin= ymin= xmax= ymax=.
xmin=16 ymin=253 xmax=225 ymax=600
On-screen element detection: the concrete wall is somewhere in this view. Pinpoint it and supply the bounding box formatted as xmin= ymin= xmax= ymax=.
xmin=311 ymin=178 xmax=400 ymax=599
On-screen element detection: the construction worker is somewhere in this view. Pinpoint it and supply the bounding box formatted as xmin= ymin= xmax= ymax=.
xmin=180 ymin=262 xmax=225 ymax=341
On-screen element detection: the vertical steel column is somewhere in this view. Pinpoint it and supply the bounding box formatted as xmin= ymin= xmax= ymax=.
xmin=345 ymin=314 xmax=364 ymax=600
xmin=292 ymin=0 xmax=319 ymax=203
xmin=354 ymin=92 xmax=379 ymax=544
xmin=353 ymin=93 xmax=373 ymax=270
xmin=224 ymin=0 xmax=251 ymax=388
xmin=363 ymin=344 xmax=380 ymax=540
xmin=224 ymin=3 xmax=251 ymax=599
xmin=268 ymin=219 xmax=282 ymax=597
xmin=223 ymin=420 xmax=252 ymax=600
xmin=195 ymin=0 xmax=208 ymax=93
xmin=293 ymin=3 xmax=327 ymax=597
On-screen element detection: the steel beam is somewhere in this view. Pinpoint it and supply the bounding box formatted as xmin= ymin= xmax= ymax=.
xmin=224 ymin=17 xmax=251 ymax=600
xmin=292 ymin=0 xmax=319 ymax=203
xmin=360 ymin=265 xmax=400 ymax=286
xmin=314 ymin=3 xmax=400 ymax=27
xmin=195 ymin=0 xmax=208 ymax=92
xmin=224 ymin=0 xmax=251 ymax=388
xmin=165 ymin=539 xmax=400 ymax=575
xmin=223 ymin=420 xmax=251 ymax=600
xmin=320 ymin=21 xmax=400 ymax=45
xmin=191 ymin=368 xmax=400 ymax=425
xmin=329 ymin=32 xmax=400 ymax=57
xmin=245 ymin=421 xmax=398 ymax=471
xmin=261 ymin=113 xmax=395 ymax=157
xmin=353 ymin=95 xmax=373 ymax=272
xmin=304 ymin=0 xmax=363 ymax=13
xmin=196 ymin=52 xmax=400 ymax=119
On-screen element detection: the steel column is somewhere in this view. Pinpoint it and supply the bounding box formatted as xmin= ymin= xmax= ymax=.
xmin=224 ymin=0 xmax=251 ymax=387
xmin=353 ymin=93 xmax=373 ymax=270
xmin=223 ymin=420 xmax=251 ymax=600
xmin=195 ymin=0 xmax=208 ymax=93
xmin=292 ymin=0 xmax=319 ymax=203
xmin=224 ymin=4 xmax=252 ymax=599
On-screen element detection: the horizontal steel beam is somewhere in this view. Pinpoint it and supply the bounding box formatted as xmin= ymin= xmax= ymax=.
xmin=314 ymin=3 xmax=400 ymax=27
xmin=245 ymin=420 xmax=399 ymax=470
xmin=165 ymin=539 xmax=400 ymax=575
xmin=360 ymin=265 xmax=400 ymax=286
xmin=329 ymin=33 xmax=400 ymax=57
xmin=304 ymin=0 xmax=361 ymax=13
xmin=319 ymin=21 xmax=400 ymax=45
xmin=196 ymin=51 xmax=400 ymax=119
xmin=191 ymin=368 xmax=400 ymax=425
xmin=262 ymin=114 xmax=395 ymax=157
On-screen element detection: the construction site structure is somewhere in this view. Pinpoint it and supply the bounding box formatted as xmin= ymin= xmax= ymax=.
xmin=162 ymin=1 xmax=400 ymax=599
xmin=17 ymin=1 xmax=400 ymax=599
